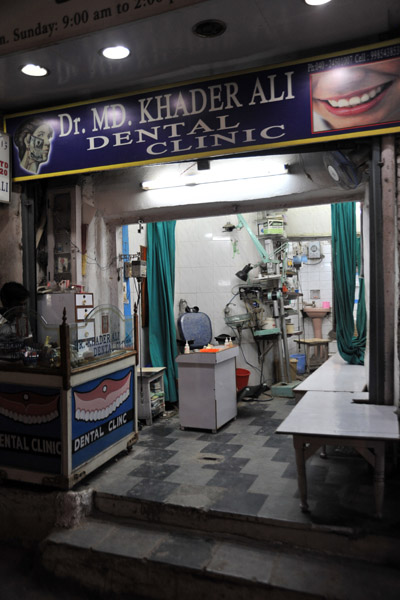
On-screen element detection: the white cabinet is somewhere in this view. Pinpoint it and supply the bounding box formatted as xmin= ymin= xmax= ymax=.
xmin=176 ymin=346 xmax=238 ymax=432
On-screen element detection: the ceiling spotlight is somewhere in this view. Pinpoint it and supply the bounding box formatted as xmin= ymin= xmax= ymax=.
xmin=21 ymin=64 xmax=48 ymax=77
xmin=304 ymin=0 xmax=332 ymax=5
xmin=101 ymin=46 xmax=130 ymax=60
xmin=192 ymin=20 xmax=227 ymax=38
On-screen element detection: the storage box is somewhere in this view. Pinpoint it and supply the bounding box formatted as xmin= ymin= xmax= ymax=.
xmin=137 ymin=367 xmax=166 ymax=425
xmin=258 ymin=218 xmax=284 ymax=236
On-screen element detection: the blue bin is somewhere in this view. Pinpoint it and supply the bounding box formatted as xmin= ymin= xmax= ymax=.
xmin=290 ymin=353 xmax=306 ymax=375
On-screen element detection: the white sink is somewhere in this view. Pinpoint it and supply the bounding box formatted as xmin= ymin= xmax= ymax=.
xmin=304 ymin=307 xmax=330 ymax=319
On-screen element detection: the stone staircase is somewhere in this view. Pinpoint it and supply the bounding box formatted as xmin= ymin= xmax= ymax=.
xmin=39 ymin=489 xmax=400 ymax=600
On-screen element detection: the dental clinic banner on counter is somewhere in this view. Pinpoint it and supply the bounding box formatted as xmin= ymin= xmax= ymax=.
xmin=71 ymin=366 xmax=134 ymax=469
xmin=4 ymin=38 xmax=400 ymax=182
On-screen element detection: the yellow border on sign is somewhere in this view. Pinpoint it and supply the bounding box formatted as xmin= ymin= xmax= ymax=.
xmin=11 ymin=126 xmax=400 ymax=183
xmin=5 ymin=36 xmax=400 ymax=182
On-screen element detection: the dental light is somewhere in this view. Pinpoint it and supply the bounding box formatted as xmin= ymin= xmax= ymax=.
xmin=235 ymin=264 xmax=254 ymax=281
xmin=141 ymin=163 xmax=288 ymax=191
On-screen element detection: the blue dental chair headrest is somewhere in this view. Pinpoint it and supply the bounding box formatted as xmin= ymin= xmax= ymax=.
xmin=177 ymin=311 xmax=212 ymax=349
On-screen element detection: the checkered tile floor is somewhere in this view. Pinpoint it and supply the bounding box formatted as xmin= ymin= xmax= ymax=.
xmin=83 ymin=395 xmax=400 ymax=529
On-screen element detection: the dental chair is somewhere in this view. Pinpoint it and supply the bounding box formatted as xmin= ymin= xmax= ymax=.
xmin=177 ymin=310 xmax=213 ymax=350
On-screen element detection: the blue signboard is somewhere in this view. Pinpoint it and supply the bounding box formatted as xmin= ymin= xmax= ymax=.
xmin=0 ymin=383 xmax=62 ymax=473
xmin=71 ymin=366 xmax=134 ymax=469
xmin=4 ymin=39 xmax=400 ymax=182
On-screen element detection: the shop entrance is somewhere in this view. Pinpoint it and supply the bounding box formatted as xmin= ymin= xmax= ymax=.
xmin=116 ymin=138 xmax=388 ymax=405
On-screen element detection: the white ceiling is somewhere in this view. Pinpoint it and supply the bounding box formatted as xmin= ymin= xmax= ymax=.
xmin=1 ymin=0 xmax=400 ymax=115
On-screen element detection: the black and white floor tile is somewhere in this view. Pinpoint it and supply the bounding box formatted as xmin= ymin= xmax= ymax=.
xmin=83 ymin=395 xmax=400 ymax=529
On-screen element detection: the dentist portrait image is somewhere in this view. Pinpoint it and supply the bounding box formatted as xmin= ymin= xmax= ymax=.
xmin=13 ymin=117 xmax=54 ymax=174
xmin=311 ymin=56 xmax=400 ymax=132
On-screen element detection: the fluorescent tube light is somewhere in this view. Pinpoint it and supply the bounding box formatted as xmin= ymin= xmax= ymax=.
xmin=304 ymin=0 xmax=331 ymax=5
xmin=141 ymin=164 xmax=288 ymax=191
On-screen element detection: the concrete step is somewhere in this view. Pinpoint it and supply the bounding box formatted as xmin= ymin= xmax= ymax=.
xmin=40 ymin=515 xmax=400 ymax=600
xmin=93 ymin=491 xmax=400 ymax=568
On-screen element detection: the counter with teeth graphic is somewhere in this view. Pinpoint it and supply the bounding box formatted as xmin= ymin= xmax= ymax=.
xmin=73 ymin=371 xmax=132 ymax=422
xmin=0 ymin=389 xmax=60 ymax=425
xmin=0 ymin=355 xmax=137 ymax=488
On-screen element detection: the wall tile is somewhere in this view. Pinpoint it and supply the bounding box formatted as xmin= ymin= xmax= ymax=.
xmin=179 ymin=267 xmax=200 ymax=293
xmin=212 ymin=239 xmax=235 ymax=266
xmin=213 ymin=266 xmax=234 ymax=292
xmin=174 ymin=223 xmax=337 ymax=384
xmin=195 ymin=266 xmax=215 ymax=293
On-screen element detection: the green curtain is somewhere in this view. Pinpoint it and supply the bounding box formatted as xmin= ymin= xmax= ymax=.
xmin=355 ymin=236 xmax=367 ymax=352
xmin=147 ymin=221 xmax=178 ymax=403
xmin=331 ymin=202 xmax=366 ymax=365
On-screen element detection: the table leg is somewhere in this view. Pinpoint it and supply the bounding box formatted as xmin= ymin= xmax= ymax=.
xmin=373 ymin=442 xmax=385 ymax=519
xmin=293 ymin=436 xmax=309 ymax=512
xmin=305 ymin=346 xmax=310 ymax=374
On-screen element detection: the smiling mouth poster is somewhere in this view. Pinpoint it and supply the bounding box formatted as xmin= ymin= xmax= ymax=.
xmin=4 ymin=38 xmax=400 ymax=182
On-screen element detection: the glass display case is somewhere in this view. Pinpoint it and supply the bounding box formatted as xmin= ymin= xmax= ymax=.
xmin=0 ymin=302 xmax=138 ymax=489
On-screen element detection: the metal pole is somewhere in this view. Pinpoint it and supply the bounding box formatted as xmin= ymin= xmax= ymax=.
xmin=368 ymin=139 xmax=385 ymax=404
xmin=280 ymin=295 xmax=291 ymax=383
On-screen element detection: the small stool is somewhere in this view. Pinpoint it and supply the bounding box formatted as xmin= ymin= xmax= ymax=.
xmin=295 ymin=338 xmax=329 ymax=373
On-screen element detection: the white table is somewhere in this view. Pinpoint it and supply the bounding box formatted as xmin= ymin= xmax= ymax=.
xmin=294 ymin=353 xmax=367 ymax=395
xmin=276 ymin=392 xmax=400 ymax=517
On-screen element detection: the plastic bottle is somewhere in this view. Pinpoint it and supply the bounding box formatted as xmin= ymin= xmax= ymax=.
xmin=184 ymin=341 xmax=190 ymax=354
xmin=224 ymin=337 xmax=229 ymax=348
xmin=228 ymin=337 xmax=233 ymax=347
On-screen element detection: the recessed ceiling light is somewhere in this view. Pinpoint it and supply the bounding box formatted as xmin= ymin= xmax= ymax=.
xmin=101 ymin=46 xmax=130 ymax=60
xmin=21 ymin=64 xmax=48 ymax=77
xmin=192 ymin=20 xmax=227 ymax=38
xmin=304 ymin=0 xmax=332 ymax=5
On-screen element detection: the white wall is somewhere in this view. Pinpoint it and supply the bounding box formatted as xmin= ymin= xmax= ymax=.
xmin=0 ymin=189 xmax=23 ymax=289
xmin=79 ymin=177 xmax=121 ymax=322
xmin=286 ymin=205 xmax=332 ymax=238
xmin=127 ymin=222 xmax=149 ymax=367
xmin=174 ymin=209 xmax=337 ymax=385
xmin=174 ymin=212 xmax=270 ymax=386
xmin=285 ymin=202 xmax=361 ymax=238
xmin=285 ymin=239 xmax=335 ymax=357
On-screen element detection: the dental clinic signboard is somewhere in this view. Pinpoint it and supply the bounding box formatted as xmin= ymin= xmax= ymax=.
xmin=4 ymin=38 xmax=400 ymax=182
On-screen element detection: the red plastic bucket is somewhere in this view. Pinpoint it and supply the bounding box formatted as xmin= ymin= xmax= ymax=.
xmin=236 ymin=368 xmax=250 ymax=391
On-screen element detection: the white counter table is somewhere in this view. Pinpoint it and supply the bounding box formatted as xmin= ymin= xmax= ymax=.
xmin=294 ymin=352 xmax=367 ymax=403
xmin=276 ymin=391 xmax=400 ymax=517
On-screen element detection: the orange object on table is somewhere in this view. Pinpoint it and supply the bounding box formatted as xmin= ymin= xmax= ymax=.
xmin=199 ymin=348 xmax=221 ymax=353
